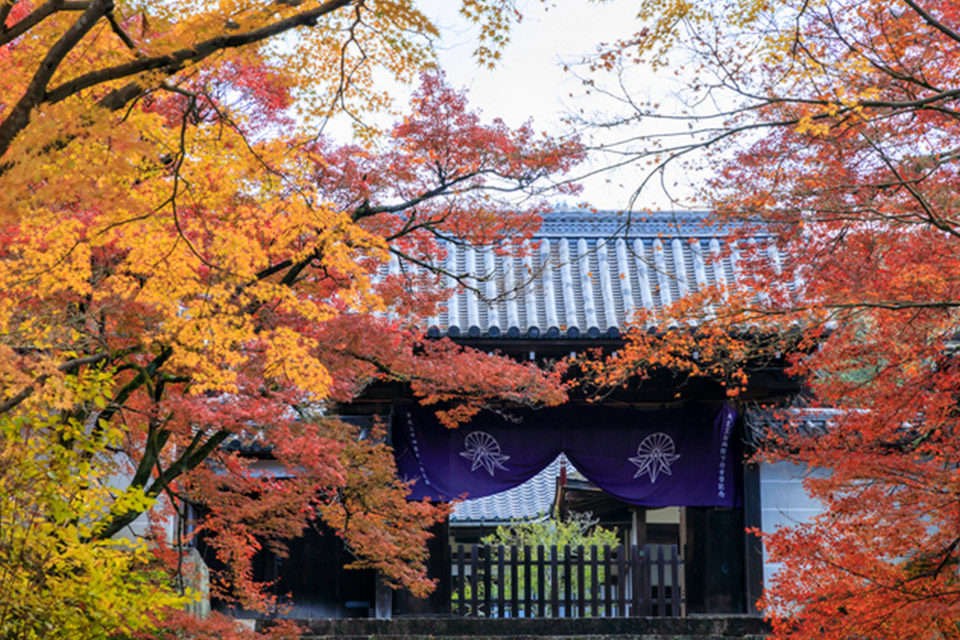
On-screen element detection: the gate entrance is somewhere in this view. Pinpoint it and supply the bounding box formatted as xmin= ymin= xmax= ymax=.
xmin=450 ymin=543 xmax=682 ymax=618
xmin=390 ymin=402 xmax=750 ymax=618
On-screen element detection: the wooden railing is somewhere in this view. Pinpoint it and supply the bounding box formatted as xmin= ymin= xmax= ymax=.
xmin=450 ymin=543 xmax=683 ymax=618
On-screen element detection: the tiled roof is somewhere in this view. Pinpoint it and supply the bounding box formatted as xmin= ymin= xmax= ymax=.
xmin=743 ymin=407 xmax=841 ymax=449
xmin=410 ymin=210 xmax=776 ymax=340
xmin=450 ymin=455 xmax=564 ymax=524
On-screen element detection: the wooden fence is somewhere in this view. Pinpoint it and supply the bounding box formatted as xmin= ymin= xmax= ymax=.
xmin=450 ymin=544 xmax=682 ymax=618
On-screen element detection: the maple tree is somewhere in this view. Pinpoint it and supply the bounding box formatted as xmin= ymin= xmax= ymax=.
xmin=0 ymin=0 xmax=582 ymax=635
xmin=579 ymin=1 xmax=960 ymax=638
xmin=0 ymin=377 xmax=193 ymax=639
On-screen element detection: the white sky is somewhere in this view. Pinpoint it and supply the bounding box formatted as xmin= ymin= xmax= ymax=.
xmin=415 ymin=0 xmax=704 ymax=212
xmin=315 ymin=2 xmax=707 ymax=211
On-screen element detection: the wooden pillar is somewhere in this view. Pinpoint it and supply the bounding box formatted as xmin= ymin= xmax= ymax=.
xmin=630 ymin=507 xmax=647 ymax=547
xmin=683 ymin=507 xmax=745 ymax=613
xmin=391 ymin=518 xmax=451 ymax=615
xmin=374 ymin=575 xmax=392 ymax=619
xmin=742 ymin=462 xmax=764 ymax=615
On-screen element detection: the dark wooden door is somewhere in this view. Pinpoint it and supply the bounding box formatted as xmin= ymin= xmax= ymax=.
xmin=684 ymin=507 xmax=745 ymax=614
xmin=391 ymin=519 xmax=451 ymax=615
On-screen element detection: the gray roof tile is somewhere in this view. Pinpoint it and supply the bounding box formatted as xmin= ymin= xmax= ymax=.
xmin=450 ymin=455 xmax=564 ymax=524
xmin=419 ymin=210 xmax=774 ymax=339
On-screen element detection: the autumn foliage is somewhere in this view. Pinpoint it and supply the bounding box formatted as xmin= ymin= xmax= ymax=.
xmin=582 ymin=1 xmax=960 ymax=638
xmin=0 ymin=0 xmax=580 ymax=635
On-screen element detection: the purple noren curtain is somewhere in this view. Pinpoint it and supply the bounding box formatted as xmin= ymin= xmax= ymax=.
xmin=392 ymin=403 xmax=739 ymax=508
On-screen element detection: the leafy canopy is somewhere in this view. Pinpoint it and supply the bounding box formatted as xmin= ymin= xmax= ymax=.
xmin=0 ymin=0 xmax=582 ymax=635
xmin=580 ymin=2 xmax=960 ymax=638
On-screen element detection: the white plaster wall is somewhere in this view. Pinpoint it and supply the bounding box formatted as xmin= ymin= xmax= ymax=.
xmin=759 ymin=461 xmax=826 ymax=587
xmin=106 ymin=458 xmax=176 ymax=543
xmin=106 ymin=458 xmax=292 ymax=543
xmin=106 ymin=461 xmax=152 ymax=541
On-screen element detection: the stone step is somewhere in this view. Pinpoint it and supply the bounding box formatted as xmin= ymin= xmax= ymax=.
xmin=267 ymin=616 xmax=771 ymax=639
xmin=300 ymin=636 xmax=771 ymax=640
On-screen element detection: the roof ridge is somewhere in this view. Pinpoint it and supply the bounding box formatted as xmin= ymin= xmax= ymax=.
xmin=537 ymin=209 xmax=737 ymax=238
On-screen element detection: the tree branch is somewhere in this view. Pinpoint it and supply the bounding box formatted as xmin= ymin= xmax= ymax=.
xmin=105 ymin=9 xmax=141 ymax=55
xmin=0 ymin=347 xmax=138 ymax=415
xmin=0 ymin=0 xmax=356 ymax=159
xmin=0 ymin=0 xmax=113 ymax=157
xmin=0 ymin=0 xmax=91 ymax=47
xmin=901 ymin=0 xmax=960 ymax=46
xmin=44 ymin=0 xmax=353 ymax=106
xmin=92 ymin=429 xmax=231 ymax=540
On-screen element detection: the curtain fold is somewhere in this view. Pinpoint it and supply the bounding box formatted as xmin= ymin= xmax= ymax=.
xmin=392 ymin=403 xmax=740 ymax=508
